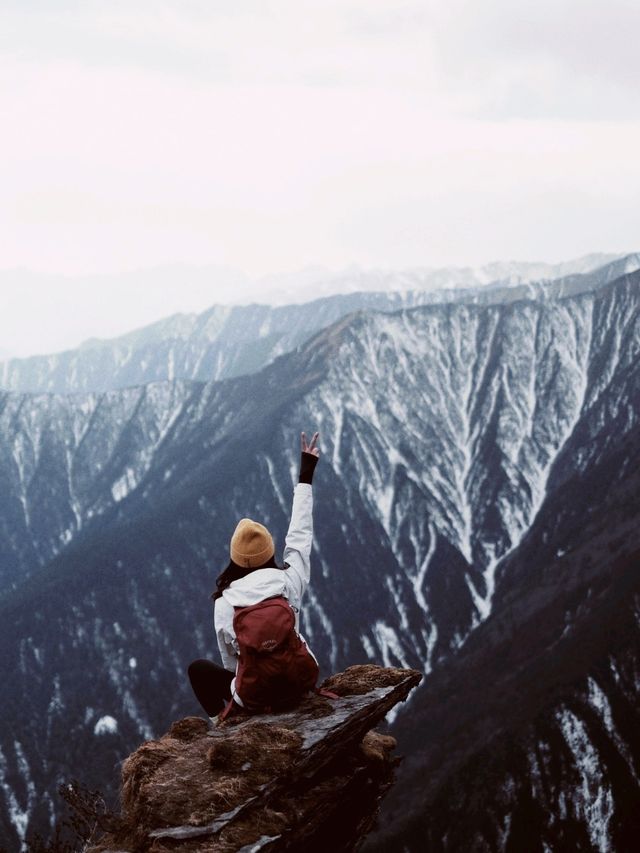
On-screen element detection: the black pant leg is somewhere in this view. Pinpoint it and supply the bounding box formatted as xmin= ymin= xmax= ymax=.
xmin=187 ymin=658 xmax=234 ymax=716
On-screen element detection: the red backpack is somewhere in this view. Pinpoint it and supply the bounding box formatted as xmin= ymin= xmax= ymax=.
xmin=228 ymin=596 xmax=319 ymax=714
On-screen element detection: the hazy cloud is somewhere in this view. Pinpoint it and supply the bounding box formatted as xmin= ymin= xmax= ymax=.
xmin=0 ymin=0 xmax=637 ymax=323
xmin=424 ymin=0 xmax=640 ymax=119
xmin=2 ymin=1 xmax=638 ymax=115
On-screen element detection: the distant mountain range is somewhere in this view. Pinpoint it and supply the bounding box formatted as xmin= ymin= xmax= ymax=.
xmin=0 ymin=255 xmax=638 ymax=850
xmin=0 ymin=253 xmax=636 ymax=395
xmin=233 ymin=252 xmax=627 ymax=304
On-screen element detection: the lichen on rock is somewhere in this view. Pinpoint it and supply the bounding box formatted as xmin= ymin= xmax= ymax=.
xmin=89 ymin=665 xmax=421 ymax=853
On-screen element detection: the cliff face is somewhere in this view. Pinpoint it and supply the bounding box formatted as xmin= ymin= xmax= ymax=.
xmin=367 ymin=416 xmax=640 ymax=850
xmin=88 ymin=666 xmax=421 ymax=853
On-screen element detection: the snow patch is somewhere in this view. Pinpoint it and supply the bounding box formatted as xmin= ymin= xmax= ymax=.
xmin=94 ymin=715 xmax=118 ymax=735
xmin=557 ymin=706 xmax=613 ymax=852
xmin=371 ymin=621 xmax=409 ymax=670
xmin=304 ymin=586 xmax=338 ymax=671
xmin=0 ymin=742 xmax=36 ymax=849
xmin=111 ymin=467 xmax=137 ymax=502
xmin=588 ymin=677 xmax=638 ymax=782
xmin=361 ymin=634 xmax=376 ymax=660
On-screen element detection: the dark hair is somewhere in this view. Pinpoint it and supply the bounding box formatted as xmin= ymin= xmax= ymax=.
xmin=212 ymin=555 xmax=279 ymax=601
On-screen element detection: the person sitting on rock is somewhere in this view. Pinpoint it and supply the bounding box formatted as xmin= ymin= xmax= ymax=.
xmin=188 ymin=431 xmax=321 ymax=724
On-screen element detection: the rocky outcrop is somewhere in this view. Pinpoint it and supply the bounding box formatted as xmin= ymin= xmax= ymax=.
xmin=88 ymin=666 xmax=421 ymax=853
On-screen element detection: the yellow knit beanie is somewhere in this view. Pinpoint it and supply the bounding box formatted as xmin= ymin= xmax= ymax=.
xmin=230 ymin=518 xmax=275 ymax=568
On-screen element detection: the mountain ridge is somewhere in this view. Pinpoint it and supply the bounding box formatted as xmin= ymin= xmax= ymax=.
xmin=1 ymin=254 xmax=637 ymax=396
xmin=0 ymin=266 xmax=638 ymax=848
xmin=368 ymin=409 xmax=640 ymax=850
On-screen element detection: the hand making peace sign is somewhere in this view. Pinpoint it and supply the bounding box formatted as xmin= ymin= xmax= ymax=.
xmin=301 ymin=431 xmax=320 ymax=458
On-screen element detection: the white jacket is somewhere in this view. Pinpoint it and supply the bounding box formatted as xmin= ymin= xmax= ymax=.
xmin=214 ymin=482 xmax=315 ymax=705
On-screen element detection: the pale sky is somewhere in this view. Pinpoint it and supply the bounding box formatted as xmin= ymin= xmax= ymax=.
xmin=1 ymin=1 xmax=639 ymax=356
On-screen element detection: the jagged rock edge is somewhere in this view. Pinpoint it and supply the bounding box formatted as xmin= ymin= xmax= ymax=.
xmin=139 ymin=671 xmax=420 ymax=845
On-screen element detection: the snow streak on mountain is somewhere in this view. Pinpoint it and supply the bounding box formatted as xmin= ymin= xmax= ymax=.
xmin=0 ymin=258 xmax=638 ymax=850
xmin=0 ymin=382 xmax=196 ymax=591
xmin=370 ymin=383 xmax=640 ymax=851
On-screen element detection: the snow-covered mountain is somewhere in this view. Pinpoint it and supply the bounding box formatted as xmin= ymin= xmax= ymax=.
xmin=1 ymin=255 xmax=636 ymax=396
xmin=0 ymin=381 xmax=197 ymax=591
xmin=371 ymin=410 xmax=640 ymax=851
xmin=253 ymin=252 xmax=625 ymax=303
xmin=0 ymin=264 xmax=638 ymax=849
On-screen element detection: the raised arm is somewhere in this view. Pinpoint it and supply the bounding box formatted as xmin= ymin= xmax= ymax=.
xmin=283 ymin=432 xmax=319 ymax=603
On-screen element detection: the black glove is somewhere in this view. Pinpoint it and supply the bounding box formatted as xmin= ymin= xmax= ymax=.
xmin=299 ymin=451 xmax=319 ymax=484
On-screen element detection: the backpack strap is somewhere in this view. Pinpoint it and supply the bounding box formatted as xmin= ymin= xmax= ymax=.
xmin=219 ymin=698 xmax=246 ymax=722
xmin=218 ymin=699 xmax=235 ymax=722
xmin=315 ymin=687 xmax=339 ymax=700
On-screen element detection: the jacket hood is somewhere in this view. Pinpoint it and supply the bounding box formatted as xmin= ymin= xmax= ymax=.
xmin=221 ymin=568 xmax=287 ymax=608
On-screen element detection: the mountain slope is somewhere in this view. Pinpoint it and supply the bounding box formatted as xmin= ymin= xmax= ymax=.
xmin=0 ymin=270 xmax=638 ymax=848
xmin=369 ymin=410 xmax=640 ymax=852
xmin=0 ymin=381 xmax=198 ymax=591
